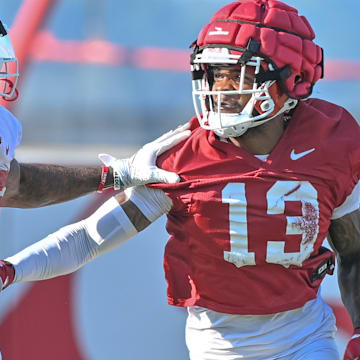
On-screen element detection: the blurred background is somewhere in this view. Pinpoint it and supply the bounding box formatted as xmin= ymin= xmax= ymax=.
xmin=0 ymin=0 xmax=358 ymax=359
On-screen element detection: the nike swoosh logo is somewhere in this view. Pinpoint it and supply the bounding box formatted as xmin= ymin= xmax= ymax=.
xmin=290 ymin=148 xmax=315 ymax=160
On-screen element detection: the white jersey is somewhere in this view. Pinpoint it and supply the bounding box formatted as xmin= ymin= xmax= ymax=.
xmin=0 ymin=105 xmax=22 ymax=196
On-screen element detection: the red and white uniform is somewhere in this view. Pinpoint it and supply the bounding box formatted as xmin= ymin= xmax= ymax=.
xmin=0 ymin=106 xmax=22 ymax=198
xmin=6 ymin=98 xmax=359 ymax=358
xmin=150 ymin=98 xmax=360 ymax=316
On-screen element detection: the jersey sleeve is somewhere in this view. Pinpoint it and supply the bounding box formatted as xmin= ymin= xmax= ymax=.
xmin=346 ymin=110 xmax=360 ymax=203
xmin=328 ymin=106 xmax=360 ymax=211
xmin=332 ymin=180 xmax=360 ymax=219
xmin=0 ymin=105 xmax=22 ymax=171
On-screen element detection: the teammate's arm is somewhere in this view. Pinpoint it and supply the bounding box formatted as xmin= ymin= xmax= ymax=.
xmin=0 ymin=186 xmax=169 ymax=286
xmin=328 ymin=209 xmax=360 ymax=359
xmin=2 ymin=159 xmax=107 ymax=208
xmin=1 ymin=124 xmax=190 ymax=208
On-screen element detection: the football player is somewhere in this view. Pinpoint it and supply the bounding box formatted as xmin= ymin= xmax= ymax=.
xmin=0 ymin=21 xmax=190 ymax=208
xmin=1 ymin=1 xmax=360 ymax=359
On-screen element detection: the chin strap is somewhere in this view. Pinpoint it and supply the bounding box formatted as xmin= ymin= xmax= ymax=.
xmin=253 ymin=97 xmax=298 ymax=126
xmin=213 ymin=97 xmax=298 ymax=138
xmin=255 ymin=65 xmax=292 ymax=84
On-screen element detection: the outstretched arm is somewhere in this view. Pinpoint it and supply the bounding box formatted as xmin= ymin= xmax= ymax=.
xmin=1 ymin=123 xmax=190 ymax=208
xmin=2 ymin=186 xmax=170 ymax=284
xmin=328 ymin=209 xmax=360 ymax=359
xmin=2 ymin=159 xmax=107 ymax=208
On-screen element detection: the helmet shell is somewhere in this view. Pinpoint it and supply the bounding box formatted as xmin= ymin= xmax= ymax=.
xmin=195 ymin=0 xmax=323 ymax=99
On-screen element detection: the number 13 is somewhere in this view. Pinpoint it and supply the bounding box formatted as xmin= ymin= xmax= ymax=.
xmin=222 ymin=181 xmax=319 ymax=268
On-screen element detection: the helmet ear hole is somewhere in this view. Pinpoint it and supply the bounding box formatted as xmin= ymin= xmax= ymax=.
xmin=294 ymin=75 xmax=302 ymax=84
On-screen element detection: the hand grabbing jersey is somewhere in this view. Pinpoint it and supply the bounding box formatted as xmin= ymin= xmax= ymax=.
xmin=99 ymin=123 xmax=191 ymax=188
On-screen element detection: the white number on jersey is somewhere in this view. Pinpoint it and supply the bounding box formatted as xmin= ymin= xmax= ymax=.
xmin=222 ymin=181 xmax=319 ymax=268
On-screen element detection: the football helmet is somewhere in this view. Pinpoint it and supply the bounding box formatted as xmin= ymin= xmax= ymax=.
xmin=0 ymin=21 xmax=19 ymax=101
xmin=191 ymin=0 xmax=324 ymax=137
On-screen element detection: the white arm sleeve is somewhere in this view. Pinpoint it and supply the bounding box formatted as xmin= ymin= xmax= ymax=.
xmin=124 ymin=186 xmax=172 ymax=222
xmin=7 ymin=197 xmax=138 ymax=282
xmin=6 ymin=187 xmax=172 ymax=283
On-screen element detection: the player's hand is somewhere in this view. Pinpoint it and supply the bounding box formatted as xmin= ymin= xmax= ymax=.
xmin=99 ymin=123 xmax=191 ymax=188
xmin=344 ymin=329 xmax=360 ymax=360
xmin=0 ymin=260 xmax=15 ymax=291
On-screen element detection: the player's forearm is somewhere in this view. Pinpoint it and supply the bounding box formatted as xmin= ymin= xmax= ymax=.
xmin=3 ymin=163 xmax=113 ymax=208
xmin=6 ymin=196 xmax=138 ymax=282
xmin=337 ymin=258 xmax=360 ymax=329
xmin=7 ymin=220 xmax=97 ymax=281
xmin=116 ymin=193 xmax=151 ymax=231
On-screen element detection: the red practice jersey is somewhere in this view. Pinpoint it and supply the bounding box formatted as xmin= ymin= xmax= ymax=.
xmin=151 ymin=98 xmax=360 ymax=315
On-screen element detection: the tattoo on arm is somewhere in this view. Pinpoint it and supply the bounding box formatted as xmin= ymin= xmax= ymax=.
xmin=3 ymin=163 xmax=114 ymax=208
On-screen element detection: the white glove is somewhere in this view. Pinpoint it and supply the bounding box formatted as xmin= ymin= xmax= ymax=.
xmin=99 ymin=123 xmax=191 ymax=188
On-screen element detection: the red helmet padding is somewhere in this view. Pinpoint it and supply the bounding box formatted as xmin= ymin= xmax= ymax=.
xmin=197 ymin=0 xmax=323 ymax=99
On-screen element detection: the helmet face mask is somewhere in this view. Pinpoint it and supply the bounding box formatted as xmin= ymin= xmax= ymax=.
xmin=0 ymin=23 xmax=19 ymax=100
xmin=0 ymin=58 xmax=19 ymax=100
xmin=192 ymin=48 xmax=297 ymax=138
xmin=190 ymin=0 xmax=323 ymax=138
